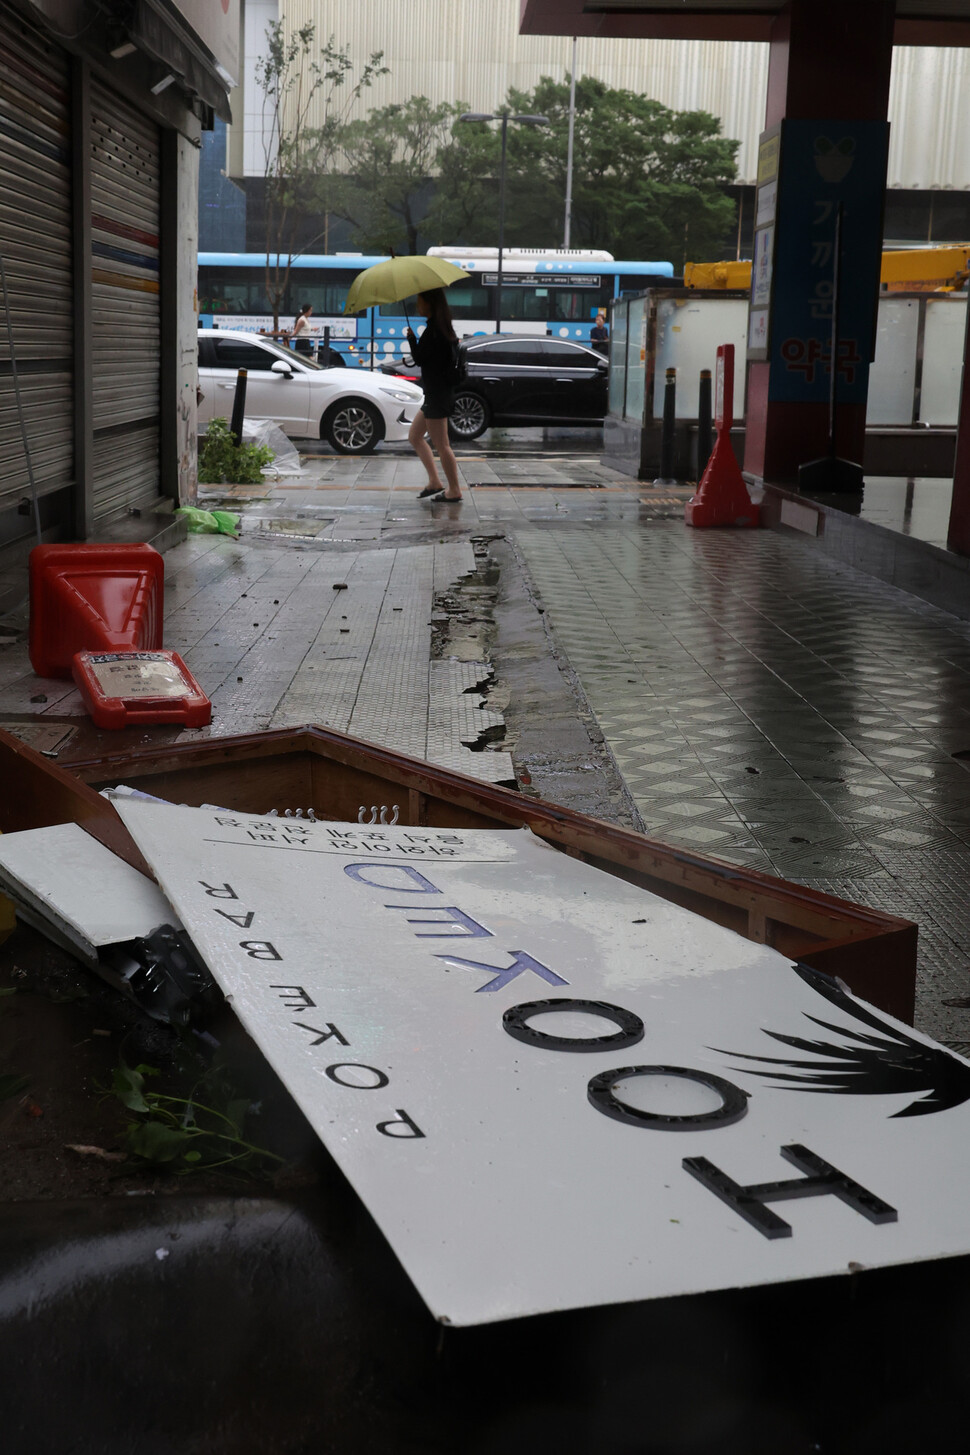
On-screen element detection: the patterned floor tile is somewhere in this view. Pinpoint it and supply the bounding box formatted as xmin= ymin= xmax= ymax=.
xmin=515 ymin=521 xmax=970 ymax=1041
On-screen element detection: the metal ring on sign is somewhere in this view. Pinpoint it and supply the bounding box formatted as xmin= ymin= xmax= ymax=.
xmin=502 ymin=998 xmax=645 ymax=1053
xmin=587 ymin=1065 xmax=749 ymax=1130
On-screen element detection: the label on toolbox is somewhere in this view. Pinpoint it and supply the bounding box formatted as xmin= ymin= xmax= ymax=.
xmin=86 ymin=652 xmax=188 ymax=699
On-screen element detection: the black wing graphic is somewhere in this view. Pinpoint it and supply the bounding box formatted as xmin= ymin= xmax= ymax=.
xmin=712 ymin=963 xmax=970 ymax=1118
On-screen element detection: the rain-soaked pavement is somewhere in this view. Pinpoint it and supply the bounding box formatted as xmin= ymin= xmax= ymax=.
xmin=3 ymin=430 xmax=970 ymax=1454
xmin=2 ymin=431 xmax=969 ymax=1047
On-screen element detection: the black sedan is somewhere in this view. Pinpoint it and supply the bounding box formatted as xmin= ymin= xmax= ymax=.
xmin=381 ymin=334 xmax=609 ymax=440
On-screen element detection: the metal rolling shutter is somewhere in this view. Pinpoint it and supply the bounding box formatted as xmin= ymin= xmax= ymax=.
xmin=90 ymin=78 xmax=161 ymax=526
xmin=0 ymin=9 xmax=73 ymax=521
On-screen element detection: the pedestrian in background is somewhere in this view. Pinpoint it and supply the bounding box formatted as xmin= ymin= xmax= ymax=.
xmin=407 ymin=289 xmax=462 ymax=503
xmin=291 ymin=303 xmax=314 ymax=356
xmin=591 ymin=309 xmax=609 ymax=356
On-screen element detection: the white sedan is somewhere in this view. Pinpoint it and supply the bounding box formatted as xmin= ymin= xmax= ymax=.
xmin=197 ymin=329 xmax=424 ymax=454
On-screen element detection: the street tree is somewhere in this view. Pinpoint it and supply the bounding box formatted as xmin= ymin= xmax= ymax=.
xmin=255 ymin=20 xmax=387 ymax=330
xmin=427 ymin=76 xmax=739 ymax=266
xmin=330 ymin=97 xmax=460 ymax=255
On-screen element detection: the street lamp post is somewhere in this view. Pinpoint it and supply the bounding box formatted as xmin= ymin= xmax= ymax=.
xmin=459 ymin=110 xmax=549 ymax=334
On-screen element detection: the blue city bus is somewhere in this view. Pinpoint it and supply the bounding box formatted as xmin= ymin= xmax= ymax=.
xmin=197 ymin=249 xmax=675 ymax=368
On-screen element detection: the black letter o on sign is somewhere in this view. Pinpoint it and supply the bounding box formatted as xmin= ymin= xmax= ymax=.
xmin=587 ymin=1065 xmax=748 ymax=1129
xmin=503 ymin=998 xmax=645 ymax=1053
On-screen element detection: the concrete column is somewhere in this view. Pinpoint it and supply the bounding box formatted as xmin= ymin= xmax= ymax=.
xmin=743 ymin=0 xmax=895 ymax=486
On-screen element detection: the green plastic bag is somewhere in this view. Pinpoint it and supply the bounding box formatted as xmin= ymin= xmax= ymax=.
xmin=176 ymin=507 xmax=241 ymax=538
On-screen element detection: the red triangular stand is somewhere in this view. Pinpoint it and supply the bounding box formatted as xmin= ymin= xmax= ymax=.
xmin=29 ymin=544 xmax=165 ymax=679
xmin=684 ymin=431 xmax=760 ymax=529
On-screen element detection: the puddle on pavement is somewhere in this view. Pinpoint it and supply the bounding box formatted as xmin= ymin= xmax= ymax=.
xmin=243 ymin=516 xmax=334 ymax=538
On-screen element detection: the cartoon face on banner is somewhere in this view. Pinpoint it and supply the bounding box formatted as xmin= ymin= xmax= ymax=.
xmin=116 ymin=800 xmax=970 ymax=1328
xmin=766 ymin=119 xmax=889 ymax=405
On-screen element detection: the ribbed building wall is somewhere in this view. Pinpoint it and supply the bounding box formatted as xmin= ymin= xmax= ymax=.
xmin=888 ymin=46 xmax=970 ymax=190
xmin=236 ymin=1 xmax=970 ymax=191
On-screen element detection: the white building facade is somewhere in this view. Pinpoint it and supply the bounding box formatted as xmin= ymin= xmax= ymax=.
xmin=229 ymin=0 xmax=970 ymax=194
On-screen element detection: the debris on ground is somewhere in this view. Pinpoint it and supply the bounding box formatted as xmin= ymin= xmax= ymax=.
xmin=175 ymin=506 xmax=241 ymax=537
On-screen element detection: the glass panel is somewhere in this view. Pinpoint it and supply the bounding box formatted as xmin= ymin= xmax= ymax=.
xmin=650 ymin=297 xmax=749 ymax=419
xmin=617 ymin=272 xmax=669 ymax=296
xmin=469 ymin=340 xmax=545 ymax=366
xmin=285 ymin=271 xmax=357 ymax=315
xmin=199 ymin=267 xmax=273 ymax=316
xmin=379 ymin=282 xmax=492 ymax=320
xmin=494 ymin=284 xmax=612 ymax=323
xmin=444 ymin=281 xmax=490 ymax=319
xmin=199 ymin=267 xmax=360 ymax=318
xmin=919 ymin=295 xmax=967 ymax=426
xmin=609 ymin=301 xmax=628 ymax=416
xmin=498 ymin=287 xmax=549 ymax=322
xmin=625 ymin=297 xmax=645 ymax=423
xmin=548 ymin=286 xmax=612 ymax=322
xmin=867 ymin=298 xmax=919 ymax=425
xmin=541 ymin=341 xmax=597 ymax=368
xmin=212 ymin=339 xmax=286 ymax=371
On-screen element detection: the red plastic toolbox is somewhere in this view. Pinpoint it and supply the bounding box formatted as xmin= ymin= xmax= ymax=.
xmin=29 ymin=544 xmax=164 ymax=679
xmin=72 ymin=650 xmax=211 ymax=729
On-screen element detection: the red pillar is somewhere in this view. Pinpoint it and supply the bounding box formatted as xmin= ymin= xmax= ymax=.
xmin=744 ymin=0 xmax=895 ymax=486
xmin=947 ymin=302 xmax=970 ymax=555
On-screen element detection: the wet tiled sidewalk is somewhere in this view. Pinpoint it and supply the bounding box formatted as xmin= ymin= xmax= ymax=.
xmin=4 ymin=446 xmax=968 ymax=1038
xmin=514 ymin=523 xmax=970 ymax=1039
xmin=213 ymin=443 xmax=656 ymax=543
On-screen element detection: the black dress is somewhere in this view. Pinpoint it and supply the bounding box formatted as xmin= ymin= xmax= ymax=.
xmin=408 ymin=320 xmax=455 ymax=420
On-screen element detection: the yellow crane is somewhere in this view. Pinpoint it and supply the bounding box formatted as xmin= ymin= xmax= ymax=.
xmin=684 ymin=246 xmax=970 ymax=293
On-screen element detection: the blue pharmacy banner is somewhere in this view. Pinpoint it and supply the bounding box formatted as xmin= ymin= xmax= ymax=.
xmin=767 ymin=119 xmax=889 ymax=405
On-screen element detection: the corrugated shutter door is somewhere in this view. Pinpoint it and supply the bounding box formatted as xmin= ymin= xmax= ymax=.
xmin=0 ymin=9 xmax=73 ymax=518
xmin=90 ymin=78 xmax=161 ymax=526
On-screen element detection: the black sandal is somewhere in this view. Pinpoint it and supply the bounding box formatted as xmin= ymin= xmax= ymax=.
xmin=418 ymin=485 xmax=444 ymax=499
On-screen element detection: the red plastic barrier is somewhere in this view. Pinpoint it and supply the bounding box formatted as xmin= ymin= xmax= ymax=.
xmin=29 ymin=544 xmax=164 ymax=679
xmin=684 ymin=345 xmax=760 ymax=529
xmin=72 ymin=649 xmax=211 ymax=729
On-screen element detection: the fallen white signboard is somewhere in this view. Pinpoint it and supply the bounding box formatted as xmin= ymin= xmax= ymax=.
xmin=0 ymin=821 xmax=178 ymax=961
xmin=115 ymin=799 xmax=970 ymax=1327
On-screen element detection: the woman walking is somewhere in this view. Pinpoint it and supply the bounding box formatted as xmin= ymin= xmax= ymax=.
xmin=291 ymin=303 xmax=314 ymax=355
xmin=406 ymin=290 xmax=462 ymax=502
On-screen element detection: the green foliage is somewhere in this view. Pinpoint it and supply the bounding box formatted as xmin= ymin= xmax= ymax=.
xmin=198 ymin=418 xmax=273 ymax=486
xmin=108 ymin=1060 xmax=285 ymax=1179
xmin=254 ymin=21 xmax=388 ymax=326
xmin=427 ymin=76 xmax=739 ymax=266
xmin=330 ymin=96 xmax=460 ymax=255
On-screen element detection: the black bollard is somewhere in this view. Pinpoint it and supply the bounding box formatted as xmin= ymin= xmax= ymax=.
xmin=653 ymin=367 xmax=677 ymax=485
xmin=697 ymin=367 xmax=713 ymax=479
xmin=319 ymin=325 xmax=332 ymax=367
xmin=229 ymin=367 xmax=247 ymax=446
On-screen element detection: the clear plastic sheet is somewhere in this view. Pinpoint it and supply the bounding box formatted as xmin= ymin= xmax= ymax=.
xmin=241 ymin=418 xmax=306 ymax=476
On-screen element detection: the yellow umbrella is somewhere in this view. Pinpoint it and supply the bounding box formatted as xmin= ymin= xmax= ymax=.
xmin=343 ymin=254 xmax=469 ymax=318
